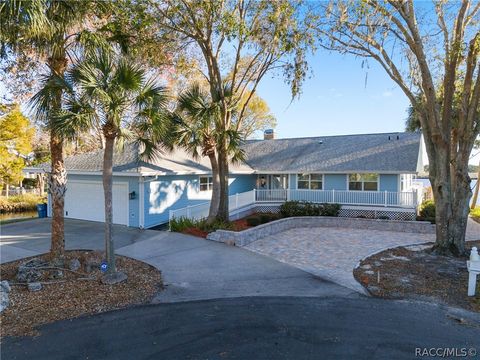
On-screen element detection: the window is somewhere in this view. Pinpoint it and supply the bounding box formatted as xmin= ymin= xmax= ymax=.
xmin=297 ymin=174 xmax=323 ymax=190
xmin=348 ymin=173 xmax=378 ymax=191
xmin=199 ymin=176 xmax=213 ymax=191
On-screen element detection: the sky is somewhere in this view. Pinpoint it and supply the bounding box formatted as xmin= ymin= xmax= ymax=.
xmin=257 ymin=51 xmax=411 ymax=139
xmin=255 ymin=50 xmax=480 ymax=166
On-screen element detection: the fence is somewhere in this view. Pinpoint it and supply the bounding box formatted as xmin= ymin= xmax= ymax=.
xmin=169 ymin=189 xmax=418 ymax=225
xmin=255 ymin=189 xmax=417 ymax=208
xmin=169 ymin=190 xmax=256 ymax=222
xmin=1 ymin=188 xmax=40 ymax=197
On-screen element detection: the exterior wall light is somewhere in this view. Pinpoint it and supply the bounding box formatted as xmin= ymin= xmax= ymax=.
xmin=129 ymin=191 xmax=136 ymax=200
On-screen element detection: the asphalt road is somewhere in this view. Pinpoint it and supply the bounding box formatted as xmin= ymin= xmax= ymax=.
xmin=3 ymin=296 xmax=479 ymax=360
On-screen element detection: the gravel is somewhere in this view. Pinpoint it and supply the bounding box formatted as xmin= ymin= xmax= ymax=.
xmin=354 ymin=241 xmax=480 ymax=313
xmin=0 ymin=251 xmax=163 ymax=338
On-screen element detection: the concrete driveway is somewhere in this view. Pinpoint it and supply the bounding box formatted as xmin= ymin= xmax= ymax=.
xmin=0 ymin=218 xmax=355 ymax=302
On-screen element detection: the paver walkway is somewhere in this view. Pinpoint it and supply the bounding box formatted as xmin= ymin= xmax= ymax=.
xmin=244 ymin=218 xmax=480 ymax=293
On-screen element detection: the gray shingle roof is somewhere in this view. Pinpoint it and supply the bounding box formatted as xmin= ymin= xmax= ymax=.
xmin=241 ymin=132 xmax=422 ymax=173
xmin=28 ymin=132 xmax=422 ymax=175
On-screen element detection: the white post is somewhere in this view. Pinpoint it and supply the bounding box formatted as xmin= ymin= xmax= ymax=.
xmin=253 ymin=189 xmax=256 ymax=203
xmin=235 ymin=193 xmax=239 ymax=210
xmin=384 ymin=190 xmax=388 ymax=207
xmin=287 ymin=188 xmax=290 ymax=201
xmin=413 ymin=189 xmax=418 ymax=208
xmin=332 ymin=189 xmax=335 ymax=203
xmin=468 ymin=270 xmax=477 ymax=296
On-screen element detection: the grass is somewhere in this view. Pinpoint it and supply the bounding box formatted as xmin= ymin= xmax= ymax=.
xmin=0 ymin=194 xmax=46 ymax=213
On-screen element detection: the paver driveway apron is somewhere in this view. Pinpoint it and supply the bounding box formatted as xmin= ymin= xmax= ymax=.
xmin=243 ymin=219 xmax=480 ymax=293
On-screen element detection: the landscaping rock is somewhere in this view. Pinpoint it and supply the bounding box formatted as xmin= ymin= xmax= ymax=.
xmin=49 ymin=270 xmax=64 ymax=279
xmin=360 ymin=264 xmax=372 ymax=270
xmin=69 ymin=259 xmax=81 ymax=271
xmin=0 ymin=280 xmax=11 ymax=313
xmin=85 ymin=259 xmax=101 ymax=273
xmin=102 ymin=271 xmax=128 ymax=285
xmin=16 ymin=265 xmax=42 ymax=283
xmin=28 ymin=282 xmax=42 ymax=292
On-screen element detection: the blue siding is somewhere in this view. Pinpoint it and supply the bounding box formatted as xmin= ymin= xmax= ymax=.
xmin=289 ymin=174 xmax=297 ymax=189
xmin=324 ymin=174 xmax=347 ymax=190
xmin=380 ymin=174 xmax=399 ymax=192
xmin=144 ymin=174 xmax=257 ymax=228
xmin=229 ymin=175 xmax=257 ymax=193
xmin=48 ymin=174 xmax=140 ymax=227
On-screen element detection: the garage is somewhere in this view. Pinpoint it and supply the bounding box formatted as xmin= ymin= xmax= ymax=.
xmin=64 ymin=180 xmax=129 ymax=226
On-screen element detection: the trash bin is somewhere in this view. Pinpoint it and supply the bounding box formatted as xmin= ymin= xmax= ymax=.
xmin=37 ymin=203 xmax=47 ymax=218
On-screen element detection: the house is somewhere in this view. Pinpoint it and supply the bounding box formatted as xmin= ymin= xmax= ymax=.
xmin=27 ymin=131 xmax=424 ymax=228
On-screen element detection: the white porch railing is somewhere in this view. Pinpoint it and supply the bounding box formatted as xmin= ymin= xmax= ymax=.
xmin=169 ymin=189 xmax=417 ymax=224
xmin=169 ymin=190 xmax=256 ymax=222
xmin=255 ymin=189 xmax=417 ymax=208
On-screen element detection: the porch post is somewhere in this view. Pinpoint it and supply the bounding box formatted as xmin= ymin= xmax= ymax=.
xmin=253 ymin=188 xmax=256 ymax=203
xmin=235 ymin=193 xmax=239 ymax=210
xmin=332 ymin=189 xmax=335 ymax=203
xmin=287 ymin=188 xmax=290 ymax=201
xmin=384 ymin=190 xmax=388 ymax=207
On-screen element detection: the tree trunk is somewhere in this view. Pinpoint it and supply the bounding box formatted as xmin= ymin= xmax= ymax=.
xmin=37 ymin=173 xmax=45 ymax=196
xmin=428 ymin=143 xmax=471 ymax=256
xmin=217 ymin=143 xmax=230 ymax=222
xmin=49 ymin=132 xmax=66 ymax=263
xmin=207 ymin=152 xmax=220 ymax=223
xmin=470 ymin=160 xmax=480 ymax=209
xmin=103 ymin=133 xmax=116 ymax=274
xmin=48 ymin=54 xmax=68 ymax=264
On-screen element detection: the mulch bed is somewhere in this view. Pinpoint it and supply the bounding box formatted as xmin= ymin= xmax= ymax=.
xmin=181 ymin=218 xmax=253 ymax=238
xmin=354 ymin=240 xmax=480 ymax=313
xmin=0 ymin=250 xmax=163 ymax=338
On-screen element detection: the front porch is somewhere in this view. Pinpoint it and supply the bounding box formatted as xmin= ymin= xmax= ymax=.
xmin=169 ymin=188 xmax=419 ymax=226
xmin=254 ymin=189 xmax=417 ymax=208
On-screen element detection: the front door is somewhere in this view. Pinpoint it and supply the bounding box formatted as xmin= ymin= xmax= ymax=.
xmin=257 ymin=175 xmax=288 ymax=190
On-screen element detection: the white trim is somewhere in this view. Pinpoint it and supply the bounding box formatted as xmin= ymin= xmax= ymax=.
xmin=139 ymin=177 xmax=145 ymax=229
xmin=296 ymin=173 xmax=324 ymax=190
xmin=199 ymin=175 xmax=214 ymax=192
xmin=347 ymin=173 xmax=380 ymax=191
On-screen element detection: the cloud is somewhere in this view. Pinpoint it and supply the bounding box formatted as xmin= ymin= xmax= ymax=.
xmin=382 ymin=90 xmax=393 ymax=98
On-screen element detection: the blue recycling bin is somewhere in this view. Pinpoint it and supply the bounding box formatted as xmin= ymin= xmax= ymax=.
xmin=37 ymin=203 xmax=47 ymax=218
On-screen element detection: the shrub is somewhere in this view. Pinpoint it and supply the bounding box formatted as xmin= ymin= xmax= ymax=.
xmin=321 ymin=203 xmax=341 ymax=217
xmin=259 ymin=214 xmax=271 ymax=224
xmin=246 ymin=216 xmax=261 ymax=226
xmin=0 ymin=194 xmax=46 ymax=213
xmin=280 ymin=201 xmax=341 ymax=218
xmin=169 ymin=217 xmax=233 ymax=233
xmin=419 ymin=200 xmax=435 ymax=219
xmin=169 ymin=217 xmax=196 ymax=232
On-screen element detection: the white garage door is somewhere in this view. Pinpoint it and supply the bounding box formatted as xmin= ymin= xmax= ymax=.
xmin=64 ymin=180 xmax=129 ymax=225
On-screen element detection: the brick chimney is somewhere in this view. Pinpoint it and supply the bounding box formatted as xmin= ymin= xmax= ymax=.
xmin=264 ymin=129 xmax=275 ymax=140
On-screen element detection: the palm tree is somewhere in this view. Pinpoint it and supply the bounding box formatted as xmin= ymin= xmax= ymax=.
xmin=173 ymin=83 xmax=245 ymax=222
xmin=51 ymin=50 xmax=170 ymax=280
xmin=1 ymin=1 xmax=112 ymax=264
